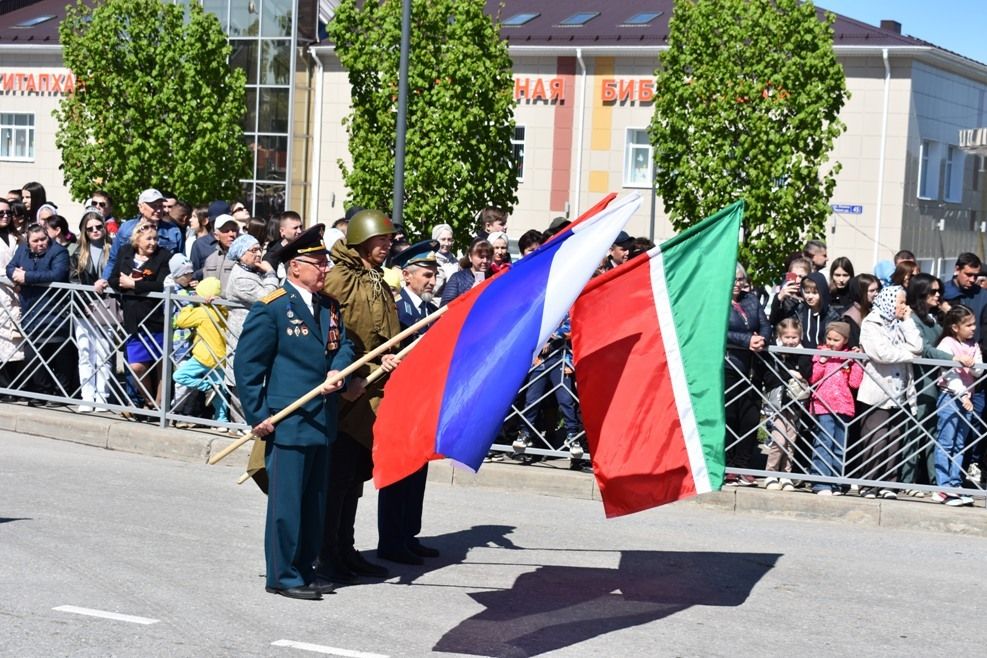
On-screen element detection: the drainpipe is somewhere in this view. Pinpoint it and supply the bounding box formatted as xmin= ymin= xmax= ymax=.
xmin=873 ymin=48 xmax=891 ymax=266
xmin=574 ymin=48 xmax=587 ymax=217
xmin=308 ymin=47 xmax=325 ymax=224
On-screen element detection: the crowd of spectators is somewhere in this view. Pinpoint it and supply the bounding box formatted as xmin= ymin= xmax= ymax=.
xmin=5 ymin=183 xmax=983 ymax=505
xmin=728 ymin=243 xmax=987 ymax=506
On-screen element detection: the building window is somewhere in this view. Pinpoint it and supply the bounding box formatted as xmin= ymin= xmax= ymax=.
xmin=918 ymin=140 xmax=942 ymax=200
xmin=944 ymin=145 xmax=964 ymax=202
xmin=0 ymin=113 xmax=35 ymax=161
xmin=624 ymin=128 xmax=653 ymax=188
xmin=511 ymin=125 xmax=525 ymax=180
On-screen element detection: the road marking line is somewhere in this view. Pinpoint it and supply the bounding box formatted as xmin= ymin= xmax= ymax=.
xmin=271 ymin=639 xmax=388 ymax=657
xmin=53 ymin=605 xmax=159 ymax=625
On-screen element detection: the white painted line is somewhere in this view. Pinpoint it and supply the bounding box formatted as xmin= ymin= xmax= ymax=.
xmin=53 ymin=605 xmax=159 ymax=625
xmin=271 ymin=639 xmax=388 ymax=658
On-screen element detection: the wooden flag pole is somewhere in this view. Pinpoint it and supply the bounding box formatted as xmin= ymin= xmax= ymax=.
xmin=234 ymin=334 xmax=424 ymax=485
xmin=209 ymin=305 xmax=447 ymax=466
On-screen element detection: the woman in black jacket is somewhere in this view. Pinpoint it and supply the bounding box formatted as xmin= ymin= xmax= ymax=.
xmin=108 ymin=221 xmax=171 ymax=409
xmin=725 ymin=263 xmax=771 ymax=486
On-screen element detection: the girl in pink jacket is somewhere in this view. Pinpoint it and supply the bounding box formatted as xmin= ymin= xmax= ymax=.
xmin=809 ymin=321 xmax=864 ymax=495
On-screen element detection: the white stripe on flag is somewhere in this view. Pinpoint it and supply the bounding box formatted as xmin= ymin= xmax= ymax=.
xmin=648 ymin=247 xmax=713 ymax=494
xmin=537 ymin=193 xmax=641 ymax=353
xmin=52 ymin=605 xmax=159 ymax=625
xmin=271 ymin=639 xmax=389 ymax=657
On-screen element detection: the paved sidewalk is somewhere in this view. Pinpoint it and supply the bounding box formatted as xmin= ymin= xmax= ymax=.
xmin=6 ymin=402 xmax=987 ymax=537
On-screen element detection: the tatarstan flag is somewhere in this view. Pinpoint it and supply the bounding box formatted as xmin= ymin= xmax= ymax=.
xmin=570 ymin=201 xmax=744 ymax=518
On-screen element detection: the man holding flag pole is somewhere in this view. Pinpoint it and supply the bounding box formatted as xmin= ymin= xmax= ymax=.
xmin=234 ymin=224 xmax=354 ymax=600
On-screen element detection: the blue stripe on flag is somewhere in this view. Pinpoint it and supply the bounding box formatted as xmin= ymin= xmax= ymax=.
xmin=433 ymin=236 xmax=569 ymax=469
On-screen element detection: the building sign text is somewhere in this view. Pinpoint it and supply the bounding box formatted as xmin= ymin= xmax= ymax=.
xmin=0 ymin=72 xmax=76 ymax=95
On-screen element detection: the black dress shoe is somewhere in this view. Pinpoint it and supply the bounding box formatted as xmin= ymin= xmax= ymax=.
xmin=377 ymin=547 xmax=425 ymax=566
xmin=315 ymin=559 xmax=360 ymax=585
xmin=265 ymin=585 xmax=322 ymax=600
xmin=342 ymin=551 xmax=390 ymax=578
xmin=309 ymin=578 xmax=336 ymax=595
xmin=408 ymin=541 xmax=440 ymax=558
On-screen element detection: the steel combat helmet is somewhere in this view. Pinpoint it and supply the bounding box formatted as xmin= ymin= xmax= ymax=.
xmin=346 ymin=209 xmax=397 ymax=246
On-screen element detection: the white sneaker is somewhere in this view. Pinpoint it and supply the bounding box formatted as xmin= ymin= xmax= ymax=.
xmin=780 ymin=479 xmax=796 ymax=492
xmin=76 ymin=405 xmax=94 ymax=413
xmin=764 ymin=478 xmax=781 ymax=491
xmin=931 ymin=491 xmax=947 ymax=504
xmin=968 ymin=463 xmax=982 ymax=481
xmin=816 ymin=489 xmax=833 ymax=496
xmin=569 ymin=443 xmax=585 ymax=461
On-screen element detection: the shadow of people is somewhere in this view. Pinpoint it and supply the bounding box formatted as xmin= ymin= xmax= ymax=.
xmin=385 ymin=524 xmax=521 ymax=585
xmin=0 ymin=517 xmax=31 ymax=525
xmin=432 ymin=549 xmax=781 ymax=657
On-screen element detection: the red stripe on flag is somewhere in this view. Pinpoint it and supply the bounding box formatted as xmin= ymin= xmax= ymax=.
xmin=372 ymin=285 xmax=487 ymax=489
xmin=571 ymin=253 xmax=698 ymax=518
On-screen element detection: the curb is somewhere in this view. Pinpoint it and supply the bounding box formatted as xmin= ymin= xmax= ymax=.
xmin=7 ymin=403 xmax=987 ymax=537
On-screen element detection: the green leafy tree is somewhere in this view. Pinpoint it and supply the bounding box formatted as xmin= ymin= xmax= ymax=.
xmin=329 ymin=0 xmax=517 ymax=243
xmin=56 ymin=0 xmax=248 ymax=217
xmin=651 ymin=0 xmax=848 ymax=285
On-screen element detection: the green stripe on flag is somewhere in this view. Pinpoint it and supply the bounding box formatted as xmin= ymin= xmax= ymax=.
xmin=658 ymin=201 xmax=744 ymax=485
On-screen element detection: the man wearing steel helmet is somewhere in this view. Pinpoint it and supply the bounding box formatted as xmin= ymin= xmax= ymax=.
xmin=316 ymin=209 xmax=402 ymax=584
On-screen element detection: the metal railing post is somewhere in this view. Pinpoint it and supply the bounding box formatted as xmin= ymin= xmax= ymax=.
xmin=159 ymin=286 xmax=173 ymax=429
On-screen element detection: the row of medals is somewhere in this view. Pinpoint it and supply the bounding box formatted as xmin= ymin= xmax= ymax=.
xmin=286 ymin=307 xmax=310 ymax=337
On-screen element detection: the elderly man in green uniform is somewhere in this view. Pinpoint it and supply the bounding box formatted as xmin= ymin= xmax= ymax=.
xmin=235 ymin=225 xmax=354 ymax=601
xmin=316 ymin=209 xmax=401 ymax=584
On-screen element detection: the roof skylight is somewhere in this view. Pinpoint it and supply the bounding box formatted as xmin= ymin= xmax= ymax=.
xmin=502 ymin=12 xmax=539 ymax=27
xmin=558 ymin=12 xmax=600 ymax=27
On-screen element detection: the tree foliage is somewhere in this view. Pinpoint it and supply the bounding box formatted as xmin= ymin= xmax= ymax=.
xmin=56 ymin=0 xmax=248 ymax=217
xmin=329 ymin=0 xmax=517 ymax=244
xmin=651 ymin=0 xmax=848 ymax=285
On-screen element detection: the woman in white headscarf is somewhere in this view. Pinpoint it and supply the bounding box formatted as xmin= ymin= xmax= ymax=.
xmin=224 ymin=234 xmax=279 ymax=415
xmin=431 ymin=223 xmax=458 ymax=295
xmin=856 ymin=285 xmax=922 ymax=499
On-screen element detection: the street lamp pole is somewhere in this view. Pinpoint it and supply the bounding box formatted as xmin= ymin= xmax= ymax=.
xmin=392 ymin=0 xmax=412 ymax=225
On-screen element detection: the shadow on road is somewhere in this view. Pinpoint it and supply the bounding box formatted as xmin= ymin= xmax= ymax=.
xmin=426 ymin=545 xmax=780 ymax=657
xmin=0 ymin=517 xmax=31 ymax=525
xmin=389 ymin=524 xmax=522 ymax=586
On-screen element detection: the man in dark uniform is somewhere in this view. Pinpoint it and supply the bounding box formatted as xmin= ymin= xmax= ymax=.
xmin=377 ymin=241 xmax=442 ymax=564
xmin=234 ymin=225 xmax=354 ymax=600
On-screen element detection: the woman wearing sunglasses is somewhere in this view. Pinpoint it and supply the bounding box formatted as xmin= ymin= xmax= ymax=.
xmin=72 ymin=208 xmax=114 ymax=412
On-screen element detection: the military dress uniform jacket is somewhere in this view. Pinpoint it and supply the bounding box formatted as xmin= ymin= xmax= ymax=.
xmin=396 ymin=287 xmax=436 ymax=338
xmin=234 ymin=283 xmax=355 ymax=447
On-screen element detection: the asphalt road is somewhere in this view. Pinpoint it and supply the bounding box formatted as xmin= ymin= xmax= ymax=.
xmin=2 ymin=431 xmax=984 ymax=658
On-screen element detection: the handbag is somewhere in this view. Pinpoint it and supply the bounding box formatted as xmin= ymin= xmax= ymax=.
xmin=90 ymin=294 xmax=123 ymax=327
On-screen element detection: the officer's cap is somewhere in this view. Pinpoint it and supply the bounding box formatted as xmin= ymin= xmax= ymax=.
xmin=393 ymin=239 xmax=439 ymax=270
xmin=280 ymin=224 xmax=329 ymax=264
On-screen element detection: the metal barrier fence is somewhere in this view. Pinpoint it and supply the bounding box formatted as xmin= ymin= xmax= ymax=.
xmin=727 ymin=345 xmax=987 ymax=502
xmin=6 ymin=279 xmax=986 ymax=501
xmin=0 ymin=280 xmax=251 ymax=432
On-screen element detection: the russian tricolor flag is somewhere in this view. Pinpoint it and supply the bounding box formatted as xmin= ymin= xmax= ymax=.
xmin=372 ymin=193 xmax=641 ymax=488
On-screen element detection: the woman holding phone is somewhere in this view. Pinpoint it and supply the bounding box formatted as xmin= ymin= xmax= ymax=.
xmin=440 ymin=238 xmax=492 ymax=306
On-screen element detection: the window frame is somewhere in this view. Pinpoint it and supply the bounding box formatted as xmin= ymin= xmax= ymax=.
xmin=917 ymin=139 xmax=942 ymax=200
xmin=623 ymin=127 xmax=654 ymax=189
xmin=0 ymin=112 xmax=36 ymax=162
xmin=511 ymin=125 xmax=526 ymax=182
xmin=944 ymin=144 xmax=964 ymax=203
